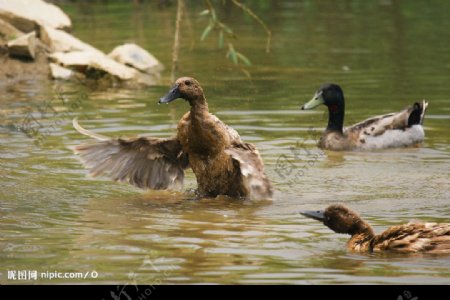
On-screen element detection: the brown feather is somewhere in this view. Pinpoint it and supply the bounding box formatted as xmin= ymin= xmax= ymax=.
xmin=372 ymin=223 xmax=450 ymax=253
xmin=74 ymin=134 xmax=186 ymax=190
xmin=305 ymin=204 xmax=450 ymax=254
xmin=176 ymin=101 xmax=272 ymax=199
xmin=225 ymin=142 xmax=274 ymax=200
xmin=73 ymin=77 xmax=273 ymax=200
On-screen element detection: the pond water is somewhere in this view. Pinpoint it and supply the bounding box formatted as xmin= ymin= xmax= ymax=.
xmin=1 ymin=0 xmax=450 ymax=284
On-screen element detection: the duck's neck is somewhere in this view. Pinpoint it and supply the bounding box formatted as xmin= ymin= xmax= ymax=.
xmin=326 ymin=101 xmax=345 ymax=133
xmin=347 ymin=220 xmax=376 ymax=252
xmin=187 ymin=94 xmax=226 ymax=156
xmin=189 ymin=95 xmax=209 ymax=118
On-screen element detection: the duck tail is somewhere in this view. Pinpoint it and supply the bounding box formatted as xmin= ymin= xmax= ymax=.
xmin=407 ymin=100 xmax=428 ymax=126
xmin=72 ymin=118 xmax=110 ymax=141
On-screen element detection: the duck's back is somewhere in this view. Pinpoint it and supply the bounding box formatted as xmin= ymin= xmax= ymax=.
xmin=373 ymin=222 xmax=450 ymax=253
xmin=343 ymin=100 xmax=428 ymax=150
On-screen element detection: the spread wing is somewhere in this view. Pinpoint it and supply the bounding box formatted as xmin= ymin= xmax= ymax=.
xmin=73 ymin=119 xmax=188 ymax=190
xmin=225 ymin=143 xmax=273 ymax=200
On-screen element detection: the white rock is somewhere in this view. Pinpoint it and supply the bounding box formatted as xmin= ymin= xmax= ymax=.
xmin=91 ymin=55 xmax=139 ymax=80
xmin=7 ymin=31 xmax=37 ymax=59
xmin=50 ymin=51 xmax=97 ymax=66
xmin=39 ymin=26 xmax=103 ymax=55
xmin=108 ymin=43 xmax=163 ymax=74
xmin=49 ymin=51 xmax=157 ymax=85
xmin=133 ymin=71 xmax=159 ymax=86
xmin=0 ymin=0 xmax=71 ymax=33
xmin=49 ymin=51 xmax=138 ymax=81
xmin=49 ymin=63 xmax=73 ymax=80
xmin=0 ymin=18 xmax=24 ymax=40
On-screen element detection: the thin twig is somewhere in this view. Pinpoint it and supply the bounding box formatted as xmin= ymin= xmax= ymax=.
xmin=230 ymin=0 xmax=271 ymax=53
xmin=204 ymin=0 xmax=215 ymax=17
xmin=183 ymin=2 xmax=195 ymax=51
xmin=171 ymin=0 xmax=185 ymax=82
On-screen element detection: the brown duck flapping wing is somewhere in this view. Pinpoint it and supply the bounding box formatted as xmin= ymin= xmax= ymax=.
xmin=373 ymin=222 xmax=450 ymax=253
xmin=225 ymin=142 xmax=273 ymax=200
xmin=73 ymin=119 xmax=188 ymax=190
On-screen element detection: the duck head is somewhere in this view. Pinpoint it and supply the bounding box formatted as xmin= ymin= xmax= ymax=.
xmin=301 ymin=83 xmax=345 ymax=132
xmin=301 ymin=83 xmax=344 ymax=110
xmin=300 ymin=204 xmax=368 ymax=235
xmin=159 ymin=77 xmax=205 ymax=106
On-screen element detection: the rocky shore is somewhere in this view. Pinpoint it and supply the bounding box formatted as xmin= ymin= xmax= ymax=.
xmin=0 ymin=0 xmax=163 ymax=87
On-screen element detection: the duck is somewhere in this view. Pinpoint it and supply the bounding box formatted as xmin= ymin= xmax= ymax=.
xmin=300 ymin=204 xmax=450 ymax=254
xmin=300 ymin=83 xmax=428 ymax=151
xmin=72 ymin=77 xmax=273 ymax=200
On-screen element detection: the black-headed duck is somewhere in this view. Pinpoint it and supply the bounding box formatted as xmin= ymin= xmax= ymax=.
xmin=301 ymin=204 xmax=450 ymax=254
xmin=73 ymin=77 xmax=273 ymax=200
xmin=301 ymin=83 xmax=428 ymax=151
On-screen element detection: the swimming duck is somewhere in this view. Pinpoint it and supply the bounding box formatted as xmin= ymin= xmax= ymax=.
xmin=301 ymin=83 xmax=428 ymax=151
xmin=73 ymin=77 xmax=273 ymax=200
xmin=300 ymin=204 xmax=450 ymax=254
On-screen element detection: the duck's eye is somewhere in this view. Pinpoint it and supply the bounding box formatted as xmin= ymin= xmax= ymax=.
xmin=185 ymin=80 xmax=191 ymax=86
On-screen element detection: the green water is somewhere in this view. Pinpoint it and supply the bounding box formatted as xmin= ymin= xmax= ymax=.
xmin=1 ymin=0 xmax=450 ymax=284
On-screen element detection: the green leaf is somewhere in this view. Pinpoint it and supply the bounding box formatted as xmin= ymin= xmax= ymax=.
xmin=198 ymin=9 xmax=210 ymax=16
xmin=200 ymin=23 xmax=214 ymax=41
xmin=228 ymin=47 xmax=238 ymax=64
xmin=236 ymin=52 xmax=252 ymax=66
xmin=222 ymin=24 xmax=234 ymax=35
xmin=231 ymin=53 xmax=238 ymax=64
xmin=218 ymin=30 xmax=224 ymax=48
xmin=240 ymin=68 xmax=251 ymax=78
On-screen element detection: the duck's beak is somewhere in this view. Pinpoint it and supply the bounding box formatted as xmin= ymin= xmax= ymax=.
xmin=159 ymin=84 xmax=181 ymax=104
xmin=301 ymin=91 xmax=324 ymax=110
xmin=300 ymin=210 xmax=325 ymax=221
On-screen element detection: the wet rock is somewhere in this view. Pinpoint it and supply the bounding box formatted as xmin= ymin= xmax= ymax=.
xmin=49 ymin=62 xmax=73 ymax=80
xmin=132 ymin=71 xmax=159 ymax=86
xmin=7 ymin=31 xmax=37 ymax=59
xmin=108 ymin=43 xmax=163 ymax=74
xmin=90 ymin=54 xmax=139 ymax=81
xmin=0 ymin=1 xmax=161 ymax=87
xmin=49 ymin=51 xmax=158 ymax=86
xmin=49 ymin=51 xmax=138 ymax=80
xmin=0 ymin=0 xmax=71 ymax=33
xmin=0 ymin=18 xmax=24 ymax=40
xmin=39 ymin=26 xmax=103 ymax=55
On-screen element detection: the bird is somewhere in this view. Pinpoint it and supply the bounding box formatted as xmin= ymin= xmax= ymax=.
xmin=72 ymin=77 xmax=273 ymax=200
xmin=300 ymin=83 xmax=428 ymax=151
xmin=300 ymin=204 xmax=450 ymax=254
